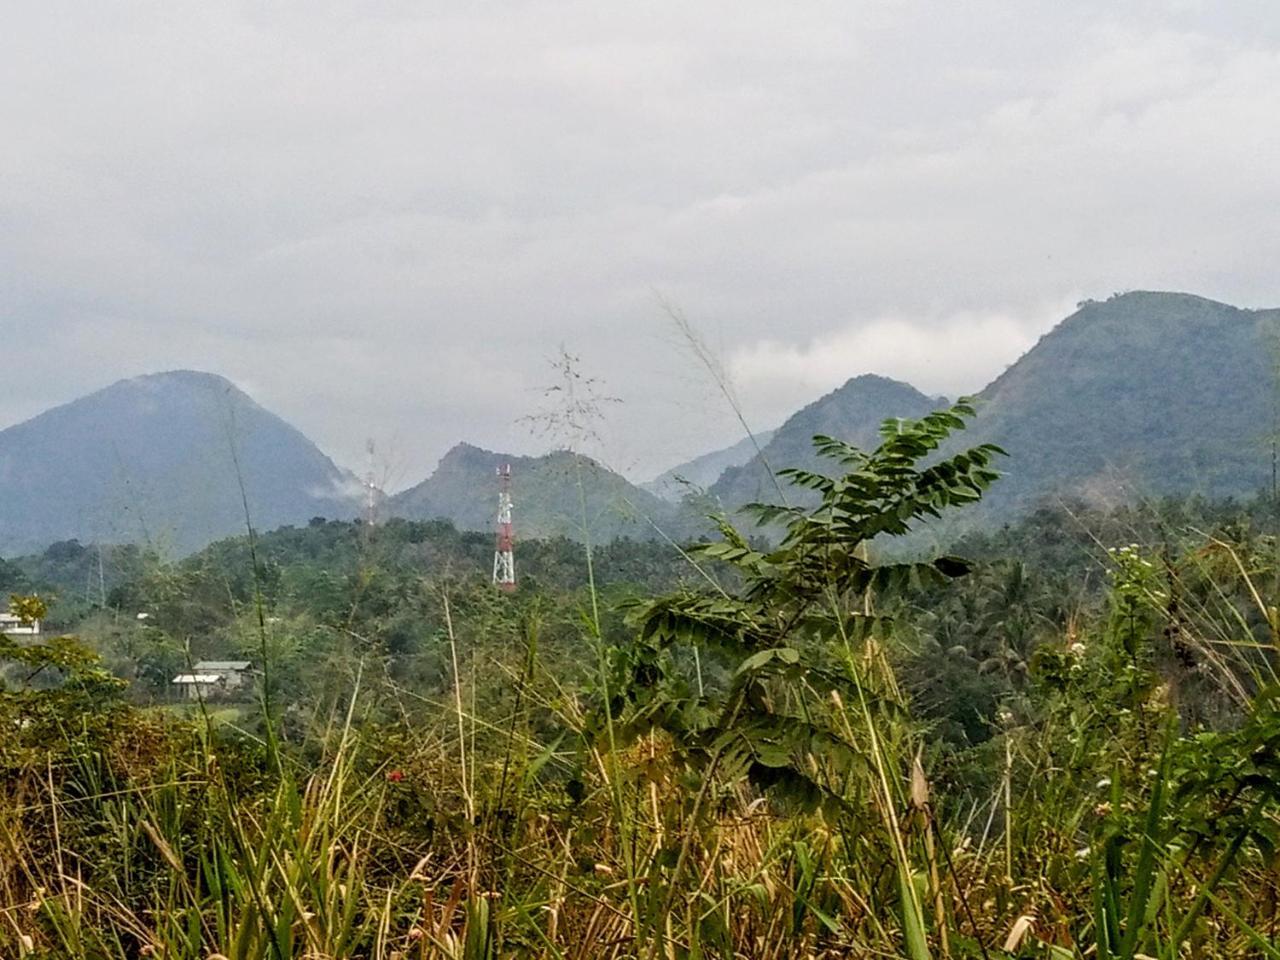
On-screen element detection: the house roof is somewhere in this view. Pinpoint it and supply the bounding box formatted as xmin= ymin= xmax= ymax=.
xmin=173 ymin=674 xmax=223 ymax=684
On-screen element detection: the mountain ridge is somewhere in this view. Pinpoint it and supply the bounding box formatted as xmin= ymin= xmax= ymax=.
xmin=7 ymin=290 xmax=1280 ymax=555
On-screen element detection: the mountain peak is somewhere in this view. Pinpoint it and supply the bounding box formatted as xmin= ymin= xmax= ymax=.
xmin=0 ymin=373 xmax=357 ymax=556
xmin=127 ymin=369 xmax=241 ymax=389
xmin=709 ymin=372 xmax=941 ymax=511
xmin=806 ymin=373 xmax=936 ymax=414
xmin=1092 ymin=289 xmax=1234 ymax=308
xmin=438 ymin=440 xmax=497 ymax=462
xmin=841 ymin=372 xmax=914 ymax=389
xmin=1066 ymin=290 xmax=1250 ymax=326
xmin=435 ymin=442 xmax=586 ymax=473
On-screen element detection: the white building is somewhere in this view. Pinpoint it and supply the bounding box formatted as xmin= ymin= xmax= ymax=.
xmin=0 ymin=612 xmax=41 ymax=637
xmin=172 ymin=673 xmax=225 ymax=701
xmin=172 ymin=660 xmax=253 ymax=700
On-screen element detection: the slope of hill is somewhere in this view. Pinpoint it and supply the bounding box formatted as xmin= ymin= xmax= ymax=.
xmin=0 ymin=371 xmax=360 ymax=557
xmin=642 ymin=430 xmax=775 ymax=501
xmin=389 ymin=443 xmax=685 ymax=541
xmin=964 ymin=291 xmax=1279 ymax=514
xmin=708 ymin=375 xmax=945 ymax=511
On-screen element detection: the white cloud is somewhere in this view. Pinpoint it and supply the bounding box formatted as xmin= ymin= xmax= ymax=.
xmin=725 ymin=305 xmax=1066 ymax=422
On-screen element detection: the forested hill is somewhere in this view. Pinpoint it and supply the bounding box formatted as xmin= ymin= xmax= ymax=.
xmin=388 ymin=442 xmax=687 ymax=542
xmin=0 ymin=372 xmax=360 ymax=557
xmin=699 ymin=293 xmax=1280 ymax=530
xmin=962 ymin=291 xmax=1280 ymax=515
xmin=708 ymin=374 xmax=944 ymax=511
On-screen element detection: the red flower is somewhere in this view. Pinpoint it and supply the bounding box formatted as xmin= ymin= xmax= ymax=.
xmin=386 ymin=769 xmax=405 ymax=783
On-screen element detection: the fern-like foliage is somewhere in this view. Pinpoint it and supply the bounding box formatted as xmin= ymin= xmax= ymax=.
xmin=610 ymin=399 xmax=1004 ymax=808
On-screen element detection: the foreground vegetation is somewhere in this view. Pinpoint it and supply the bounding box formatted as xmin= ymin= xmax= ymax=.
xmin=3 ymin=404 xmax=1280 ymax=958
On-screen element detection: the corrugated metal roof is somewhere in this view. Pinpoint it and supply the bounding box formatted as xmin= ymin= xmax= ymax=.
xmin=173 ymin=674 xmax=222 ymax=684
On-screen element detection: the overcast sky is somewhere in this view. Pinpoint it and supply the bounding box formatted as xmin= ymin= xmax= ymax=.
xmin=3 ymin=1 xmax=1279 ymax=487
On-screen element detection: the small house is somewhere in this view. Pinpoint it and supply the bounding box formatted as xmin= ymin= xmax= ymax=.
xmin=171 ymin=661 xmax=252 ymax=700
xmin=0 ymin=612 xmax=40 ymax=637
xmin=172 ymin=673 xmax=225 ymax=701
xmin=193 ymin=660 xmax=252 ymax=691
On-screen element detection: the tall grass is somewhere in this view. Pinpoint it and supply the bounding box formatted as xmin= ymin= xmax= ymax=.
xmin=1 ymin=606 xmax=1275 ymax=958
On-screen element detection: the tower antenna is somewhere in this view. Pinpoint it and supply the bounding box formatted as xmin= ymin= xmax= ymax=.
xmin=364 ymin=439 xmax=379 ymax=526
xmin=492 ymin=464 xmax=516 ymax=592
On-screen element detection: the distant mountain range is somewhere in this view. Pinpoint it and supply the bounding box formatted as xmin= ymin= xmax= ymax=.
xmin=3 ymin=292 xmax=1278 ymax=557
xmin=0 ymin=371 xmax=360 ymax=556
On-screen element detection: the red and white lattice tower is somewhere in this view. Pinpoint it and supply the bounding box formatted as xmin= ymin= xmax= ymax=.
xmin=492 ymin=464 xmax=516 ymax=592
xmin=363 ymin=439 xmax=379 ymax=526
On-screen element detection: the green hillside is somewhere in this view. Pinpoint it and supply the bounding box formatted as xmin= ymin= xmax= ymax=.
xmin=965 ymin=291 xmax=1280 ymax=514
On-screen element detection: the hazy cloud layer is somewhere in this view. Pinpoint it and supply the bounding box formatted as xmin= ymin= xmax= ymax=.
xmin=3 ymin=2 xmax=1279 ymax=485
xmin=727 ymin=306 xmax=1060 ymax=413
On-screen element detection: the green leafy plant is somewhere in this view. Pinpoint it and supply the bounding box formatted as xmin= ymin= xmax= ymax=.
xmin=615 ymin=400 xmax=1003 ymax=800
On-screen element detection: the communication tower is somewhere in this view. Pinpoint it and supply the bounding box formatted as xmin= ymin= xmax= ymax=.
xmin=492 ymin=464 xmax=516 ymax=592
xmin=363 ymin=439 xmax=378 ymax=526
